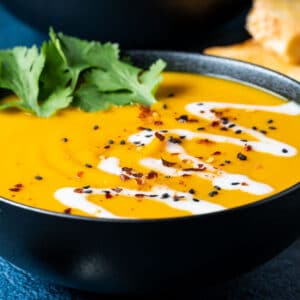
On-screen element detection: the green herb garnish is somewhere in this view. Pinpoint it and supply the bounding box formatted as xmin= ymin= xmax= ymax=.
xmin=0 ymin=28 xmax=166 ymax=117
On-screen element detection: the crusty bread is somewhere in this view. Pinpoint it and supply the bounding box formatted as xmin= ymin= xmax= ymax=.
xmin=204 ymin=40 xmax=300 ymax=82
xmin=246 ymin=0 xmax=300 ymax=63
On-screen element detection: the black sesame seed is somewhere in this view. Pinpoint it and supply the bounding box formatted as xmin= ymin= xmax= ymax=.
xmin=160 ymin=130 xmax=168 ymax=133
xmin=269 ymin=126 xmax=277 ymax=130
xmin=193 ymin=198 xmax=200 ymax=202
xmin=62 ymin=137 xmax=68 ymax=142
xmin=85 ymin=163 xmax=93 ymax=168
xmin=149 ymin=194 xmax=158 ymax=197
xmin=208 ymin=191 xmax=218 ymax=197
xmin=104 ymin=145 xmax=110 ymax=149
xmin=108 ymin=139 xmax=114 ymax=144
xmin=240 ymin=139 xmax=248 ymax=142
xmin=267 ymin=119 xmax=274 ymax=124
xmin=133 ymin=141 xmax=140 ymax=145
xmin=197 ymin=127 xmax=205 ymax=131
xmin=168 ymin=93 xmax=174 ymax=98
xmin=220 ymin=127 xmax=228 ymax=131
xmin=197 ymin=103 xmax=203 ymax=106
xmin=83 ymin=185 xmax=90 ymax=189
xmin=260 ymin=130 xmax=267 ymax=135
xmin=282 ymin=148 xmax=288 ymax=153
xmin=231 ymin=182 xmax=240 ymax=186
xmin=221 ymin=117 xmax=229 ymax=125
xmin=120 ymin=140 xmax=126 ymax=145
xmin=161 ymin=193 xmax=170 ymax=199
xmin=145 ymin=134 xmax=153 ymax=138
xmin=93 ymin=125 xmax=99 ymax=130
xmin=163 ymin=104 xmax=168 ymax=109
xmin=35 ymin=175 xmax=43 ymax=180
xmin=252 ymin=126 xmax=257 ymax=131
xmin=237 ymin=153 xmax=247 ymax=161
xmin=225 ymin=160 xmax=231 ymax=164
xmin=228 ymin=124 xmax=236 ymax=128
xmin=85 ymin=190 xmax=93 ymax=194
xmin=214 ymin=185 xmax=221 ymax=190
xmin=188 ymin=189 xmax=195 ymax=194
xmin=235 ymin=130 xmax=242 ymax=134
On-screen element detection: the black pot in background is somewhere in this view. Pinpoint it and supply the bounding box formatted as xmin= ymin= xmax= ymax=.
xmin=0 ymin=0 xmax=251 ymax=49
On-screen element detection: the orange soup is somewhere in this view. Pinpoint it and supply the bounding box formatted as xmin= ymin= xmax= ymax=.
xmin=1 ymin=72 xmax=300 ymax=219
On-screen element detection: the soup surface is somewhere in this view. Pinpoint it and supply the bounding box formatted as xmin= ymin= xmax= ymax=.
xmin=1 ymin=72 xmax=300 ymax=219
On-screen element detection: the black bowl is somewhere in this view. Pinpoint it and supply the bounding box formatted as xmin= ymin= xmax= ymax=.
xmin=0 ymin=0 xmax=250 ymax=48
xmin=0 ymin=51 xmax=300 ymax=294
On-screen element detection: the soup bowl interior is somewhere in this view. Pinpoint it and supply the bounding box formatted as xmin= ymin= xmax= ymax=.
xmin=0 ymin=51 xmax=299 ymax=294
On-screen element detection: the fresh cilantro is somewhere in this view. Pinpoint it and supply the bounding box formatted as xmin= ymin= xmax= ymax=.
xmin=0 ymin=28 xmax=166 ymax=117
xmin=0 ymin=46 xmax=45 ymax=114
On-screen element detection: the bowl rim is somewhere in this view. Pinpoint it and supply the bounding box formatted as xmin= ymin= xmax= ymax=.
xmin=1 ymin=50 xmax=300 ymax=224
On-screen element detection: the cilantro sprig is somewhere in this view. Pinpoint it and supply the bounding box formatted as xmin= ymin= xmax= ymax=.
xmin=0 ymin=28 xmax=166 ymax=117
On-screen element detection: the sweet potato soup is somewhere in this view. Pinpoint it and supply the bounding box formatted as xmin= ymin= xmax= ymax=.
xmin=1 ymin=72 xmax=300 ymax=219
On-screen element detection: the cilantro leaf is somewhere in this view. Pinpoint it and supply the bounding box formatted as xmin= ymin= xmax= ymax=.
xmin=39 ymin=87 xmax=73 ymax=117
xmin=0 ymin=46 xmax=45 ymax=114
xmin=0 ymin=28 xmax=166 ymax=117
xmin=50 ymin=29 xmax=120 ymax=90
xmin=74 ymin=58 xmax=166 ymax=110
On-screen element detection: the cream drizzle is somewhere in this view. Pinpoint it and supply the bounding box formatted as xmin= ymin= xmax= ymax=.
xmin=55 ymin=186 xmax=224 ymax=219
xmin=55 ymin=100 xmax=300 ymax=218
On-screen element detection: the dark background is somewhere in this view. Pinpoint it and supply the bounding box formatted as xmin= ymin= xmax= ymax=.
xmin=0 ymin=2 xmax=299 ymax=299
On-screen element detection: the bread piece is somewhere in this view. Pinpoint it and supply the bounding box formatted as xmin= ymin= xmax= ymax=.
xmin=246 ymin=0 xmax=300 ymax=63
xmin=204 ymin=40 xmax=300 ymax=82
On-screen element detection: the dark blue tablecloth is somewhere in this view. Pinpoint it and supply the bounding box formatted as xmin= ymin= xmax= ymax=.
xmin=0 ymin=3 xmax=299 ymax=299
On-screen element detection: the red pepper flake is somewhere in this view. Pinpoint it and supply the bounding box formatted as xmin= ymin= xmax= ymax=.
xmin=196 ymin=139 xmax=214 ymax=145
xmin=161 ymin=158 xmax=176 ymax=167
xmin=182 ymin=167 xmax=206 ymax=172
xmin=133 ymin=172 xmax=143 ymax=178
xmin=188 ymin=118 xmax=198 ymax=123
xmin=135 ymin=178 xmax=145 ymax=185
xmin=241 ymin=182 xmax=249 ymax=186
xmin=154 ymin=120 xmax=163 ymax=126
xmin=112 ymin=187 xmax=123 ymax=193
xmin=210 ymin=121 xmax=220 ymax=127
xmin=213 ymin=151 xmax=221 ymax=155
xmin=9 ymin=187 xmax=21 ymax=192
xmin=135 ymin=193 xmax=144 ymax=198
xmin=77 ymin=171 xmax=84 ymax=178
xmin=74 ymin=188 xmax=84 ymax=193
xmin=63 ymin=208 xmax=72 ymax=214
xmin=138 ymin=106 xmax=152 ymax=119
xmin=155 ymin=132 xmax=165 ymax=141
xmin=146 ymin=170 xmax=158 ymax=179
xmin=105 ymin=192 xmax=113 ymax=199
xmin=244 ymin=145 xmax=253 ymax=151
xmin=120 ymin=174 xmax=130 ymax=181
xmin=15 ymin=183 xmax=23 ymax=188
xmin=122 ymin=167 xmax=133 ymax=174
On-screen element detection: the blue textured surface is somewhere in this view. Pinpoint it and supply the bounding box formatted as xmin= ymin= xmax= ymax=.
xmin=0 ymin=2 xmax=299 ymax=299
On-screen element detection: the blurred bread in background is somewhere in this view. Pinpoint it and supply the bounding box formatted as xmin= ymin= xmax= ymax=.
xmin=247 ymin=0 xmax=300 ymax=64
xmin=204 ymin=0 xmax=300 ymax=81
